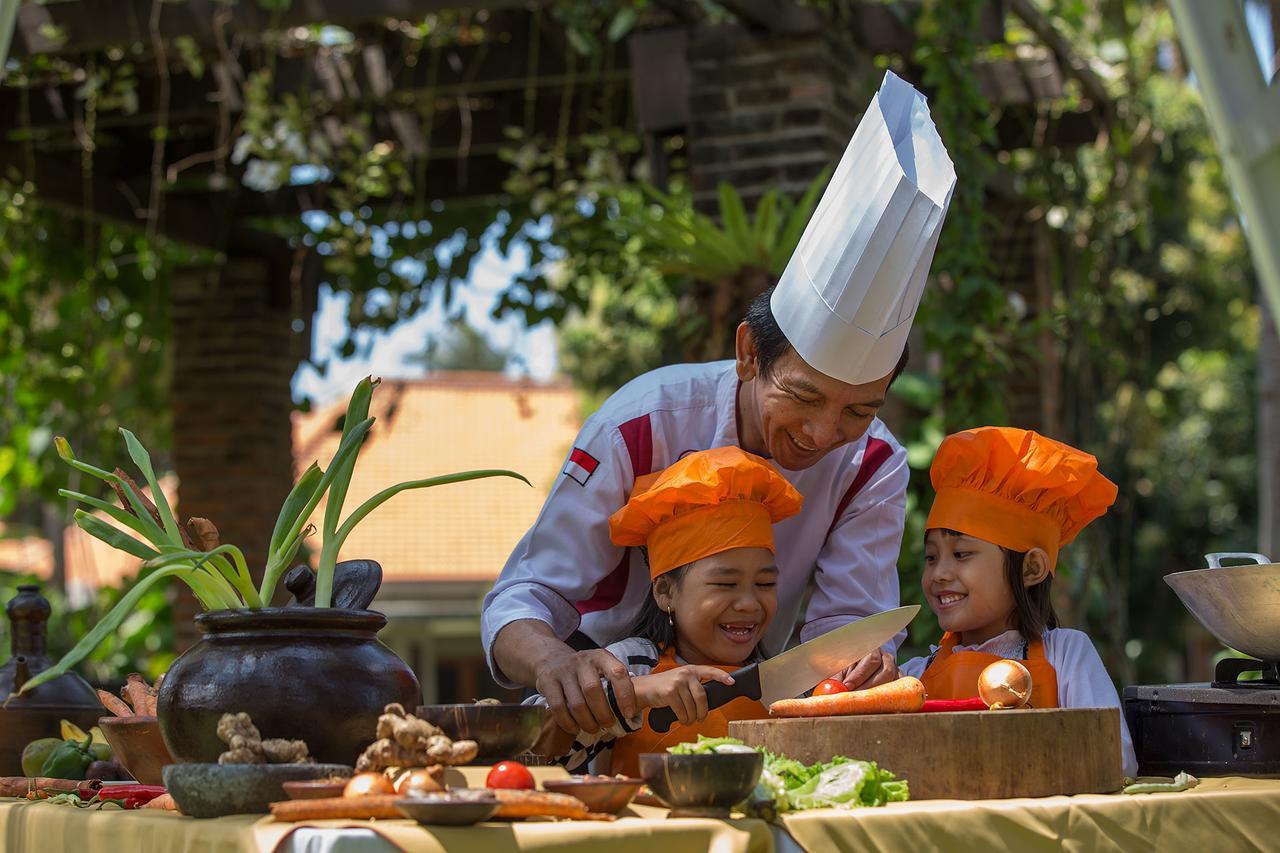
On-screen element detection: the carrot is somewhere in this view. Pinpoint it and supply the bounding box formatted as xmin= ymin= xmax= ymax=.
xmin=769 ymin=676 xmax=926 ymax=717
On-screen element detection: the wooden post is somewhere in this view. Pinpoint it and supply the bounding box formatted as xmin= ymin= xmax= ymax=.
xmin=168 ymin=246 xmax=307 ymax=646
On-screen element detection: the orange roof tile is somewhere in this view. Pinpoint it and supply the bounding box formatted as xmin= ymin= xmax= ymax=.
xmin=294 ymin=374 xmax=581 ymax=582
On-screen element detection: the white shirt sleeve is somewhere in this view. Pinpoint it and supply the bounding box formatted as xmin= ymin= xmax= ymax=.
xmin=481 ymin=416 xmax=636 ymax=687
xmin=899 ymin=655 xmax=928 ymax=679
xmin=800 ymin=443 xmax=909 ymax=651
xmin=1043 ymin=628 xmax=1138 ymax=778
xmin=522 ymin=638 xmax=660 ymax=773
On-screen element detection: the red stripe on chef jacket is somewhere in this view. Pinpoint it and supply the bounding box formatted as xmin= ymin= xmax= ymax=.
xmin=575 ymin=414 xmax=653 ymax=615
xmin=826 ymin=437 xmax=893 ymax=539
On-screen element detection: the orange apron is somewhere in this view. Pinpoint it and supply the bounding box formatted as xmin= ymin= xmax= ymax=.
xmin=919 ymin=632 xmax=1059 ymax=709
xmin=607 ymin=647 xmax=770 ymax=777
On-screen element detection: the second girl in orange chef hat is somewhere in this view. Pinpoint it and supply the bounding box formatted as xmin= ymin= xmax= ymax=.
xmin=902 ymin=426 xmax=1137 ymax=776
xmin=528 ymin=446 xmax=803 ymax=777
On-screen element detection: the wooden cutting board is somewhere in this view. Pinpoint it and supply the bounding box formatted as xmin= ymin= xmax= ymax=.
xmin=730 ymin=708 xmax=1123 ymax=800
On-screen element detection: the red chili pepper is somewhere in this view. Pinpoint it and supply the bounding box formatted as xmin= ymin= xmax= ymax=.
xmin=921 ymin=697 xmax=989 ymax=712
xmin=93 ymin=784 xmax=167 ymax=809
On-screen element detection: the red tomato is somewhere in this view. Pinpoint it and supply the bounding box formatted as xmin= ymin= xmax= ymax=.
xmin=813 ymin=678 xmax=849 ymax=696
xmin=485 ymin=760 xmax=535 ymax=790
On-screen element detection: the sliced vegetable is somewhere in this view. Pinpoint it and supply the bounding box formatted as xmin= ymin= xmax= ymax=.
xmin=769 ymin=676 xmax=926 ymax=717
xmin=1122 ymin=772 xmax=1199 ymax=795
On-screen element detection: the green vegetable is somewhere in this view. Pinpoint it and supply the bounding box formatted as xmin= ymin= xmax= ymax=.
xmin=667 ymin=736 xmax=758 ymax=755
xmin=21 ymin=738 xmax=63 ymax=777
xmin=667 ymin=735 xmax=909 ymax=816
xmin=1122 ymin=772 xmax=1199 ymax=795
xmin=38 ymin=735 xmax=96 ymax=780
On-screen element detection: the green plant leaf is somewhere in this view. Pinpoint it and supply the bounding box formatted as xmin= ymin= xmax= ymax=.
xmin=323 ymin=377 xmax=378 ymax=539
xmin=769 ymin=166 xmax=831 ymax=272
xmin=73 ymin=510 xmax=159 ymax=560
xmin=59 ymin=489 xmax=158 ymax=541
xmin=269 ymin=462 xmax=322 ymax=555
xmin=718 ymin=183 xmax=752 ymax=255
xmin=119 ymin=428 xmax=183 ymax=543
xmin=54 ymin=437 xmax=116 ymax=482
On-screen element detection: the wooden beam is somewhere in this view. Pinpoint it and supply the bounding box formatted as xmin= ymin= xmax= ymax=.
xmin=9 ymin=0 xmax=540 ymax=59
xmin=714 ymin=0 xmax=821 ymax=34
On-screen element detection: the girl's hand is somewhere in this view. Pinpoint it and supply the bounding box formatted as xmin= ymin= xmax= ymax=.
xmin=634 ymin=666 xmax=736 ymax=725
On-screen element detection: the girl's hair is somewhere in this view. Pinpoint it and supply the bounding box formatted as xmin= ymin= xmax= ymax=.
xmin=625 ymin=565 xmax=687 ymax=651
xmin=935 ymin=529 xmax=1058 ymax=639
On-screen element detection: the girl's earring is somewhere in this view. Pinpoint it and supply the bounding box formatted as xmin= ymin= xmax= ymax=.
xmin=667 ymin=606 xmax=674 ymax=628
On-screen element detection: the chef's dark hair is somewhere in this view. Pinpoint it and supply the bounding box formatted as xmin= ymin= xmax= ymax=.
xmin=743 ymin=286 xmax=910 ymax=384
xmin=933 ymin=529 xmax=1058 ymax=640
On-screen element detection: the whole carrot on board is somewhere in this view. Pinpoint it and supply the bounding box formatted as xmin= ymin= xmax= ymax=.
xmin=768 ymin=676 xmax=926 ymax=717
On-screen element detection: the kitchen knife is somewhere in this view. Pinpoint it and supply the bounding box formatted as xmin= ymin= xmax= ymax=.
xmin=648 ymin=604 xmax=919 ymax=733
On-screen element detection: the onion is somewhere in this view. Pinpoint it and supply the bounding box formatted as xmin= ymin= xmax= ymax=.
xmin=977 ymin=659 xmax=1033 ymax=710
xmin=395 ymin=767 xmax=444 ymax=797
xmin=344 ymin=771 xmax=395 ymax=798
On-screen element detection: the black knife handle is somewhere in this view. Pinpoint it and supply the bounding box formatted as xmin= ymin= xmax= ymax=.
xmin=648 ymin=663 xmax=762 ymax=733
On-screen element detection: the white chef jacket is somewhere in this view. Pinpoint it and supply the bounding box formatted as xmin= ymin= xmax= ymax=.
xmin=482 ymin=360 xmax=909 ymax=687
xmin=901 ymin=628 xmax=1138 ymax=777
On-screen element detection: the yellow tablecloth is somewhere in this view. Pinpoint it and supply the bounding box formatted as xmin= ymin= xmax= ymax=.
xmin=1 ymin=777 xmax=1276 ymax=852
xmin=782 ymin=777 xmax=1280 ymax=853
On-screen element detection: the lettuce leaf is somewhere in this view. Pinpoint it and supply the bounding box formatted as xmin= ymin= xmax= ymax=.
xmin=667 ymin=735 xmax=757 ymax=755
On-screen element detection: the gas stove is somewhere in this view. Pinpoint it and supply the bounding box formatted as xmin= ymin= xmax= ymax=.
xmin=1124 ymin=657 xmax=1280 ymax=776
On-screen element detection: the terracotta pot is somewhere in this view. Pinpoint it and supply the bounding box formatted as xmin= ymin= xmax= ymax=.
xmin=97 ymin=716 xmax=175 ymax=786
xmin=157 ymin=608 xmax=420 ymax=766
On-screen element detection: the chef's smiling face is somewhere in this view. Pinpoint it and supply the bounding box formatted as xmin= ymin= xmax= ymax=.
xmin=922 ymin=530 xmax=1017 ymax=646
xmin=655 ymin=547 xmax=778 ymax=666
xmin=735 ymin=324 xmax=892 ymax=471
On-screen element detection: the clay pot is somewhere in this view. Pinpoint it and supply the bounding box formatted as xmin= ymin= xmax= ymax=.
xmin=157 ymin=608 xmax=420 ymax=766
xmin=0 ymin=585 xmax=105 ymax=776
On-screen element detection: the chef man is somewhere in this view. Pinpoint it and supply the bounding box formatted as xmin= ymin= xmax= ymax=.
xmin=484 ymin=71 xmax=957 ymax=737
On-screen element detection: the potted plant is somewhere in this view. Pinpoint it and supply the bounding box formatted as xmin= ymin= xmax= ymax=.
xmin=14 ymin=377 xmax=528 ymax=764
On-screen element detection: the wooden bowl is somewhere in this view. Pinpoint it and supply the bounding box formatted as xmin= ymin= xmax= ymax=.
xmin=638 ymin=752 xmax=762 ymax=818
xmin=96 ymin=716 xmax=175 ymax=786
xmin=414 ymin=704 xmax=547 ymax=764
xmin=542 ymin=777 xmax=643 ymax=814
xmin=281 ymin=778 xmax=350 ymax=800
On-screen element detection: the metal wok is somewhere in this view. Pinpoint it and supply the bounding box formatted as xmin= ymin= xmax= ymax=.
xmin=1164 ymin=552 xmax=1280 ymax=661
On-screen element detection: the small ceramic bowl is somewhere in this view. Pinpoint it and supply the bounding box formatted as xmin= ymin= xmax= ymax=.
xmin=162 ymin=763 xmax=354 ymax=818
xmin=281 ymin=778 xmax=350 ymax=800
xmin=638 ymin=752 xmax=763 ymax=818
xmin=396 ymin=791 xmax=499 ymax=826
xmin=542 ymin=777 xmax=644 ymax=814
xmin=97 ymin=716 xmax=175 ymax=786
xmin=415 ymin=704 xmax=547 ymax=764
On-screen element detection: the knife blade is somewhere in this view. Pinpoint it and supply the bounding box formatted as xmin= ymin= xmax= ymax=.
xmin=648 ymin=604 xmax=919 ymax=733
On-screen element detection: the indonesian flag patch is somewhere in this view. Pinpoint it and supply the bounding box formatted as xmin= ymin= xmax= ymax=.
xmin=564 ymin=447 xmax=600 ymax=486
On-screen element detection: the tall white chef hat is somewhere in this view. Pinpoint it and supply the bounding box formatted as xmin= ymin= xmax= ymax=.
xmin=770 ymin=70 xmax=956 ymax=386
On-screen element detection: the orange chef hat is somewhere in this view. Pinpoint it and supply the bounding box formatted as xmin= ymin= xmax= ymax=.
xmin=609 ymin=447 xmax=804 ymax=580
xmin=925 ymin=427 xmax=1117 ymax=571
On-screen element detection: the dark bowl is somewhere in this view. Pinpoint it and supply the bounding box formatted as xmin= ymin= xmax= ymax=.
xmin=638 ymin=753 xmax=763 ymax=818
xmin=415 ymin=704 xmax=547 ymax=764
xmin=542 ymin=777 xmax=643 ymax=814
xmin=281 ymin=778 xmax=350 ymax=800
xmin=162 ymin=763 xmax=353 ymax=818
xmin=97 ymin=716 xmax=175 ymax=786
xmin=396 ymin=792 xmax=499 ymax=826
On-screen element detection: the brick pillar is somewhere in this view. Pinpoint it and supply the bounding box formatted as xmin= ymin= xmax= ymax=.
xmin=686 ymin=25 xmax=874 ymax=216
xmin=169 ymin=251 xmax=300 ymax=646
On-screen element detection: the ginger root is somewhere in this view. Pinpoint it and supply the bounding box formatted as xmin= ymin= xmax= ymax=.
xmin=357 ymin=704 xmax=478 ymax=771
xmin=216 ymin=712 xmax=314 ymax=765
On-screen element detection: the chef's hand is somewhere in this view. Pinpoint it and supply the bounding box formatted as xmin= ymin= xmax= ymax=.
xmin=837 ymin=649 xmax=899 ymax=690
xmin=493 ymin=620 xmax=639 ymax=735
xmin=634 ymin=666 xmax=736 ymax=725
xmin=535 ymin=648 xmax=640 ymax=735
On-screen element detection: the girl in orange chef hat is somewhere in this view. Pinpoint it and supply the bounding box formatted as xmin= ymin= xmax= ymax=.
xmin=900 ymin=426 xmax=1137 ymax=776
xmin=527 ymin=446 xmax=803 ymax=777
